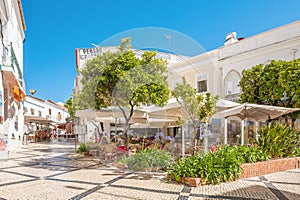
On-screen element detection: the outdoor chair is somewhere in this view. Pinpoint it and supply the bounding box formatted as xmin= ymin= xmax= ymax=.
xmin=103 ymin=144 xmax=117 ymax=162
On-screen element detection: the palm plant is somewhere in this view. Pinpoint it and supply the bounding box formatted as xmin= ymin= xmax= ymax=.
xmin=256 ymin=123 xmax=300 ymax=158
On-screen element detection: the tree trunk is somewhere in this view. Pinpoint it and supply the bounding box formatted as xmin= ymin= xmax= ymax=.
xmin=123 ymin=121 xmax=130 ymax=150
xmin=119 ymin=102 xmax=134 ymax=153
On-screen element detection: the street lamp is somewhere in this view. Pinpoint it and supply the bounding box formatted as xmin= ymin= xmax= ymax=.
xmin=29 ymin=89 xmax=37 ymax=95
xmin=29 ymin=89 xmax=36 ymax=95
xmin=164 ymin=34 xmax=171 ymax=52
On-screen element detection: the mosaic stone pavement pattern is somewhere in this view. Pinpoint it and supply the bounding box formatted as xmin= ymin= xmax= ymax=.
xmin=0 ymin=140 xmax=299 ymax=200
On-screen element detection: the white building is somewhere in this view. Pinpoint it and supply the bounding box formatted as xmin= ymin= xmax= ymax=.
xmin=24 ymin=95 xmax=69 ymax=126
xmin=0 ymin=0 xmax=26 ymax=154
xmin=73 ymin=20 xmax=300 ymax=145
xmin=219 ymin=21 xmax=300 ymax=101
xmin=169 ymin=20 xmax=300 ymax=101
xmin=167 ymin=20 xmax=300 ymax=145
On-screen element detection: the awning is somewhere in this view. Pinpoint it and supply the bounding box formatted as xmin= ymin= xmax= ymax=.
xmin=138 ymin=98 xmax=240 ymax=123
xmin=76 ymin=108 xmax=147 ymax=124
xmin=2 ymin=70 xmax=26 ymax=102
xmin=24 ymin=115 xmax=55 ymax=123
xmin=56 ymin=123 xmax=66 ymax=129
xmin=75 ymin=99 xmax=240 ymax=129
xmin=217 ymin=103 xmax=300 ymax=121
xmin=13 ymin=80 xmax=26 ymax=102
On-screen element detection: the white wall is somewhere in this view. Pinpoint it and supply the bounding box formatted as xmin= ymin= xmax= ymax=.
xmin=24 ymin=96 xmax=45 ymax=117
xmin=0 ymin=0 xmax=26 ymax=153
xmin=24 ymin=96 xmax=69 ymax=124
xmin=44 ymin=101 xmax=69 ymax=124
xmin=219 ymin=21 xmax=300 ymax=100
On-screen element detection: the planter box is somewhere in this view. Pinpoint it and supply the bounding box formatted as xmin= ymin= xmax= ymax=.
xmin=167 ymin=174 xmax=202 ymax=187
xmin=112 ymin=162 xmax=128 ymax=169
xmin=180 ymin=177 xmax=202 ymax=187
xmin=241 ymin=157 xmax=300 ymax=178
xmin=79 ymin=152 xmax=90 ymax=156
xmin=167 ymin=157 xmax=300 ymax=187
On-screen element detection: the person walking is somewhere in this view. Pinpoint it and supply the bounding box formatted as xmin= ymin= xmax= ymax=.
xmin=23 ymin=124 xmax=28 ymax=145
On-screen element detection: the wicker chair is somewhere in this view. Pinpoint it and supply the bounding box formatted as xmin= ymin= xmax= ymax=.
xmin=103 ymin=144 xmax=117 ymax=162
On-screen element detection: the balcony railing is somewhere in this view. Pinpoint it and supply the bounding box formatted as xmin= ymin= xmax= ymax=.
xmin=9 ymin=42 xmax=23 ymax=86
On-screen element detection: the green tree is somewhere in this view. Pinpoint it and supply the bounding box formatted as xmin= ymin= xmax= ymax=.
xmin=65 ymin=97 xmax=75 ymax=118
xmin=239 ymin=59 xmax=300 ymax=125
xmin=73 ymin=51 xmax=118 ymax=110
xmin=172 ymin=77 xmax=218 ymax=154
xmin=77 ymin=38 xmax=170 ymax=148
xmin=239 ymin=64 xmax=264 ymax=104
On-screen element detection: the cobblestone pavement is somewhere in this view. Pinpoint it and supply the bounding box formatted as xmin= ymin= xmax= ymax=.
xmin=0 ymin=140 xmax=299 ymax=200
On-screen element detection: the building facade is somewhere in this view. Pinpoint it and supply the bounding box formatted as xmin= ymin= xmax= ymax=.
xmin=168 ymin=20 xmax=300 ymax=102
xmin=24 ymin=96 xmax=69 ymax=125
xmin=167 ymin=20 xmax=300 ymax=145
xmin=0 ymin=0 xmax=26 ymax=154
xmin=73 ymin=20 xmax=300 ymax=145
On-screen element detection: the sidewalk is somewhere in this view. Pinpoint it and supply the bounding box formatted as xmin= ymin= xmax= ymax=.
xmin=0 ymin=141 xmax=299 ymax=199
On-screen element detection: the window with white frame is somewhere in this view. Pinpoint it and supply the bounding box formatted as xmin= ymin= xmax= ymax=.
xmin=197 ymin=80 xmax=207 ymax=93
xmin=195 ymin=73 xmax=208 ymax=93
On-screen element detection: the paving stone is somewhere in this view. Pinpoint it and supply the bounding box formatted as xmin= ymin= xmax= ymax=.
xmin=0 ymin=141 xmax=299 ymax=199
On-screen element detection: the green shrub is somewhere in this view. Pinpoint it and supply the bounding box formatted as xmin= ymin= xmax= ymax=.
xmin=234 ymin=145 xmax=270 ymax=163
xmin=77 ymin=143 xmax=90 ymax=153
xmin=168 ymin=145 xmax=243 ymax=185
xmin=256 ymin=123 xmax=300 ymax=158
xmin=167 ymin=145 xmax=271 ymax=185
xmin=122 ymin=148 xmax=174 ymax=171
xmin=296 ymin=147 xmax=300 ymax=156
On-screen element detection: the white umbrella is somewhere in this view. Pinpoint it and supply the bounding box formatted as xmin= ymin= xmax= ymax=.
xmin=217 ymin=103 xmax=299 ymax=121
xmin=217 ymin=103 xmax=300 ymax=145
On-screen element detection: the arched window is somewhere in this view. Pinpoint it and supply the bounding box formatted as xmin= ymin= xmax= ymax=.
xmin=225 ymin=71 xmax=241 ymax=95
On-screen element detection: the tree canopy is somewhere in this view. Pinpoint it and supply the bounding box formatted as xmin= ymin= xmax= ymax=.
xmin=65 ymin=97 xmax=75 ymax=118
xmin=75 ymin=38 xmax=170 ymax=147
xmin=239 ymin=59 xmax=300 ymax=122
xmin=172 ymin=77 xmax=218 ymax=154
xmin=73 ymin=51 xmax=118 ymax=110
xmin=172 ymin=77 xmax=218 ymax=124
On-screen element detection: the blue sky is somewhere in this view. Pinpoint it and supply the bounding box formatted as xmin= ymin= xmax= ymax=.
xmin=22 ymin=0 xmax=300 ymax=103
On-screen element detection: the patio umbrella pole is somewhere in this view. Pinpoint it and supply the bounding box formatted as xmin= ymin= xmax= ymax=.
xmin=224 ymin=118 xmax=228 ymax=145
xmin=204 ymin=122 xmax=208 ymax=153
xmin=181 ymin=125 xmax=185 ymax=158
xmin=241 ymin=104 xmax=247 ymax=146
xmin=241 ymin=120 xmax=245 ymax=146
xmin=255 ymin=121 xmax=259 ymax=142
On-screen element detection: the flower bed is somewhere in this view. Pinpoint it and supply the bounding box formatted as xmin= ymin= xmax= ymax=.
xmin=169 ymin=157 xmax=300 ymax=187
